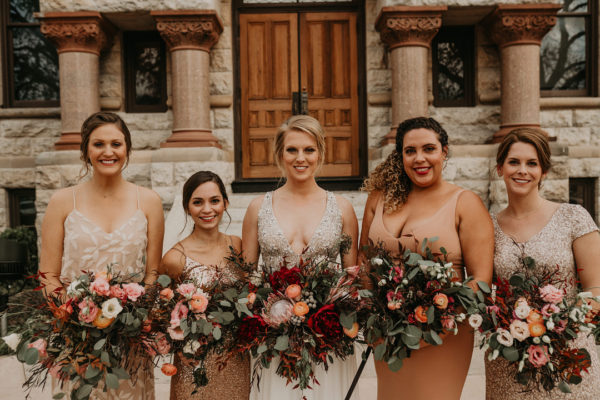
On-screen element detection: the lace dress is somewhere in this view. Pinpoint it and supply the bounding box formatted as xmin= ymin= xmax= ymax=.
xmin=250 ymin=191 xmax=358 ymax=400
xmin=486 ymin=203 xmax=600 ymax=399
xmin=170 ymin=256 xmax=251 ymax=400
xmin=53 ymin=188 xmax=155 ymax=400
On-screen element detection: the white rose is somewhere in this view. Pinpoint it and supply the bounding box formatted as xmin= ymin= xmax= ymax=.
xmin=456 ymin=313 xmax=466 ymax=322
xmin=509 ymin=320 xmax=530 ymax=342
xmin=496 ymin=328 xmax=514 ymax=347
xmin=514 ymin=303 xmax=531 ymax=320
xmin=569 ymin=308 xmax=585 ymax=322
xmin=371 ymin=257 xmax=383 ymax=266
xmin=542 ymin=335 xmax=551 ymax=344
xmin=468 ymin=314 xmax=483 ymax=329
xmin=101 ymin=298 xmax=123 ymax=319
xmin=66 ymin=280 xmax=85 ymax=297
xmin=2 ymin=333 xmax=21 ymax=351
xmin=183 ymin=340 xmax=201 ymax=355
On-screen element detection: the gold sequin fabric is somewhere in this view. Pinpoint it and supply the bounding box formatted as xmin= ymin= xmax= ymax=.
xmin=486 ymin=204 xmax=600 ymax=399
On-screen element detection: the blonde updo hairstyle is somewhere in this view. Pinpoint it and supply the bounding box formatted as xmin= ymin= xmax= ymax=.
xmin=274 ymin=115 xmax=326 ymax=176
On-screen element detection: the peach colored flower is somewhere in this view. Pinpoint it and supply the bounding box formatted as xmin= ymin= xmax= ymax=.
xmin=109 ymin=285 xmax=127 ymax=302
xmin=527 ymin=310 xmax=543 ymax=324
xmin=433 ymin=293 xmax=448 ymax=310
xmin=176 ymin=283 xmax=196 ymax=299
xmin=529 ymin=322 xmax=546 ymax=337
xmin=77 ymin=298 xmax=99 ymax=324
xmin=293 ymin=302 xmax=309 ymax=316
xmin=539 ymin=285 xmax=564 ymax=304
xmin=122 ymin=282 xmax=145 ymax=302
xmin=414 ymin=306 xmax=428 ymax=323
xmin=285 ymin=284 xmax=302 ymax=300
xmin=160 ymin=288 xmax=174 ymax=301
xmin=527 ymin=345 xmax=549 ymax=368
xmin=247 ymin=292 xmax=256 ymax=305
xmin=28 ymin=338 xmax=48 ymax=358
xmin=189 ymin=293 xmax=208 ymax=313
xmin=343 ymin=322 xmax=359 ymax=338
xmin=161 ymin=363 xmax=177 ymax=376
xmin=93 ymin=312 xmax=115 ymax=329
xmin=90 ymin=277 xmax=110 ymax=296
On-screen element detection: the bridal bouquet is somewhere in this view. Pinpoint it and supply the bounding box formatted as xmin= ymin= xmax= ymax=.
xmin=362 ymin=238 xmax=482 ymax=371
xmin=475 ymin=256 xmax=598 ymax=393
xmin=5 ymin=266 xmax=156 ymax=400
xmin=229 ymin=253 xmax=368 ymax=391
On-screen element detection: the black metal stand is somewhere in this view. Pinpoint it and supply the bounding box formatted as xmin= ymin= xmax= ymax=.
xmin=344 ymin=346 xmax=372 ymax=400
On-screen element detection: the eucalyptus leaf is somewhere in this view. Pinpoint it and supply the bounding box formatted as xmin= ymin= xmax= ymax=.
xmin=101 ymin=351 xmax=110 ymax=365
xmin=502 ymin=346 xmax=519 ymax=362
xmin=407 ymin=253 xmax=422 ymax=266
xmin=76 ymin=384 xmax=93 ymax=400
xmin=257 ymin=344 xmax=268 ymax=354
xmin=509 ymin=274 xmax=525 ymax=287
xmin=367 ymin=314 xmax=377 ymax=329
xmin=340 ymin=312 xmax=356 ymax=330
xmin=425 ymin=307 xmax=435 ymax=324
xmin=429 ymin=330 xmax=442 ymax=345
xmin=213 ymin=326 xmax=222 ymax=340
xmin=220 ymin=300 xmax=232 ymax=307
xmin=112 ymin=368 xmax=130 ymax=380
xmin=274 ymin=335 xmax=289 ymax=351
xmin=105 ymin=373 xmax=120 ymax=390
xmin=221 ymin=312 xmax=235 ymax=323
xmin=84 ymin=366 xmax=101 ymax=380
xmin=53 ymin=393 xmax=66 ymax=399
xmin=24 ymin=347 xmax=39 ymax=365
xmin=373 ymin=343 xmax=386 ymax=361
xmin=477 ymin=281 xmax=491 ymax=294
xmin=157 ymin=274 xmax=171 ymax=288
xmin=93 ymin=338 xmax=106 ymax=351
xmin=558 ymin=381 xmax=572 ymax=393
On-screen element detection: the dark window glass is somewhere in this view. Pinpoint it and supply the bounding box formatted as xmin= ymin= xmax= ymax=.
xmin=124 ymin=31 xmax=167 ymax=113
xmin=541 ymin=0 xmax=595 ymax=96
xmin=432 ymin=26 xmax=475 ymax=107
xmin=2 ymin=0 xmax=59 ymax=106
xmin=8 ymin=189 xmax=36 ymax=227
xmin=569 ymin=177 xmax=596 ymax=222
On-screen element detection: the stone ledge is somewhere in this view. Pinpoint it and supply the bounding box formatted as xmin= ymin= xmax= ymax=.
xmin=0 ymin=156 xmax=36 ymax=168
xmin=151 ymin=147 xmax=232 ymax=162
xmin=0 ymin=108 xmax=60 ymax=118
xmin=449 ymin=144 xmax=497 ymax=158
xmin=541 ymin=97 xmax=600 ymax=109
xmin=569 ymin=146 xmax=600 ymax=158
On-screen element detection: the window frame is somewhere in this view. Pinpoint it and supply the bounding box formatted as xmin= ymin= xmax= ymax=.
xmin=569 ymin=177 xmax=597 ymax=223
xmin=541 ymin=0 xmax=598 ymax=97
xmin=0 ymin=0 xmax=59 ymax=108
xmin=7 ymin=188 xmax=36 ymax=228
xmin=432 ymin=26 xmax=476 ymax=108
xmin=123 ymin=31 xmax=168 ymax=114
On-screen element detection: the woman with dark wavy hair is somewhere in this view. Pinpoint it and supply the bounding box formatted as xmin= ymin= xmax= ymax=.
xmin=360 ymin=117 xmax=494 ymax=400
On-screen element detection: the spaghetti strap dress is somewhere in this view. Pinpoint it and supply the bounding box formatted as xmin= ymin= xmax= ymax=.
xmin=368 ymin=189 xmax=474 ymax=400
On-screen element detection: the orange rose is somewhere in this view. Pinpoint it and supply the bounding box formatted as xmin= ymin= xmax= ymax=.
xmin=285 ymin=284 xmax=302 ymax=300
xmin=387 ymin=302 xmax=397 ymax=311
xmin=161 ymin=363 xmax=177 ymax=376
xmin=247 ymin=292 xmax=256 ymax=305
xmin=529 ymin=322 xmax=546 ymax=337
xmin=527 ymin=310 xmax=543 ymax=324
xmin=93 ymin=312 xmax=115 ymax=329
xmin=343 ymin=322 xmax=359 ymax=338
xmin=414 ymin=306 xmax=428 ymax=323
xmin=433 ymin=293 xmax=448 ymax=310
xmin=293 ymin=301 xmax=309 ymax=316
xmin=189 ymin=293 xmax=208 ymax=313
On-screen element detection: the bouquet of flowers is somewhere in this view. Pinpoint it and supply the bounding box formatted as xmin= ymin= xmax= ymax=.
xmin=4 ymin=266 xmax=156 ymax=400
xmin=362 ymin=238 xmax=482 ymax=371
xmin=148 ymin=267 xmax=250 ymax=391
xmin=229 ymin=253 xmax=368 ymax=391
xmin=475 ymin=256 xmax=598 ymax=393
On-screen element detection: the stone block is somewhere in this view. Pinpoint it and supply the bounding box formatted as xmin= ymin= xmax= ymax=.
xmin=0 ymin=139 xmax=34 ymax=156
xmin=41 ymin=0 xmax=219 ymax=13
xmin=477 ymin=45 xmax=499 ymax=68
xmin=123 ymin=163 xmax=151 ymax=186
xmin=154 ymin=185 xmax=176 ymax=207
xmin=454 ymin=158 xmax=490 ymax=180
xmin=213 ymin=108 xmax=233 ymax=129
xmin=36 ymin=167 xmax=63 ymax=189
xmin=367 ymin=69 xmax=392 ymax=93
xmin=35 ymin=189 xmax=54 ymax=210
xmin=0 ymin=168 xmax=36 ymax=187
xmin=0 ymin=188 xmax=6 ymax=207
xmin=131 ymin=130 xmax=171 ymax=150
xmin=212 ymin=128 xmax=234 ymax=151
xmin=478 ymin=67 xmax=501 ymax=93
xmin=367 ymin=106 xmax=390 ymax=127
xmin=213 ymin=26 xmax=231 ymax=50
xmin=431 ymin=106 xmax=500 ymax=126
xmin=123 ymin=113 xmax=172 ymax=131
xmin=151 ymin=163 xmax=174 ymax=187
xmin=444 ymin=124 xmax=497 ymax=145
xmin=210 ymin=49 xmax=232 ymax=72
xmin=454 ymin=180 xmax=489 ymax=206
xmin=367 ymin=125 xmax=389 ymax=146
xmin=546 ymin=157 xmax=568 ymax=180
xmin=488 ymin=180 xmax=507 ymax=206
xmin=32 ymin=138 xmax=60 ymax=156
xmin=590 ymin=127 xmax=600 ymax=146
xmin=574 ymin=109 xmax=600 ymax=127
xmin=442 ymin=160 xmax=458 ymax=181
xmin=0 ymin=119 xmax=61 ymax=138
xmin=540 ymin=179 xmax=568 ymax=202
xmin=210 ymin=71 xmax=233 ymax=95
xmin=569 ymin=158 xmax=600 ymax=177
xmin=540 ymin=110 xmax=572 ymax=128
xmin=367 ymin=45 xmax=386 ymax=70
xmin=547 ymin=127 xmax=590 ymax=146
xmin=174 ymin=161 xmax=234 ymax=186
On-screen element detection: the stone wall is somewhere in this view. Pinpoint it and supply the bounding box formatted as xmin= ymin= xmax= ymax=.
xmin=376 ymin=0 xmax=561 ymax=8
xmin=40 ymin=0 xmax=218 ymax=13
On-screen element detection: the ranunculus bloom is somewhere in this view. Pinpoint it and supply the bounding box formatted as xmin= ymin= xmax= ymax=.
xmin=514 ymin=302 xmax=531 ymax=320
xmin=343 ymin=322 xmax=359 ymax=338
xmin=77 ymin=298 xmax=99 ymax=323
xmin=109 ymin=285 xmax=127 ymax=302
xmin=529 ymin=322 xmax=546 ymax=337
xmin=93 ymin=312 xmax=115 ymax=329
xmin=238 ymin=315 xmax=268 ymax=343
xmin=170 ymin=301 xmax=189 ymax=327
xmin=189 ymin=293 xmax=209 ymax=313
xmin=527 ymin=345 xmax=549 ymax=368
xmin=414 ymin=306 xmax=428 ymax=323
xmin=441 ymin=316 xmax=456 ymax=331
xmin=293 ymin=301 xmax=309 ymax=316
xmin=160 ymin=288 xmax=174 ymax=301
xmin=496 ymin=328 xmax=514 ymax=347
xmin=122 ymin=283 xmax=145 ymax=302
xmin=527 ymin=310 xmax=543 ymax=324
xmin=307 ymin=304 xmax=342 ymax=340
xmin=54 ymin=302 xmax=74 ymax=321
xmin=269 ymin=266 xmax=301 ymax=293
xmin=509 ymin=320 xmax=530 ymax=342
xmin=541 ymin=303 xmax=560 ymax=317
xmin=433 ymin=293 xmax=449 ymax=310
xmin=28 ymin=338 xmax=48 ymax=358
xmin=387 ymin=301 xmax=398 ymax=311
xmin=167 ymin=326 xmax=185 ymax=340
xmin=176 ymin=283 xmax=196 ymax=299
xmin=101 ymin=298 xmax=123 ymax=319
xmin=539 ymin=285 xmax=564 ymax=304
xmin=468 ymin=314 xmax=483 ymax=329
xmin=90 ymin=277 xmax=111 ymax=297
xmin=247 ymin=292 xmax=256 ymax=305
xmin=285 ymin=284 xmax=302 ymax=300
xmin=161 ymin=363 xmax=178 ymax=376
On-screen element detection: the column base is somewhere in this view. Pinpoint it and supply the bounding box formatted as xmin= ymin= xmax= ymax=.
xmin=54 ymin=132 xmax=82 ymax=150
xmin=489 ymin=124 xmax=549 ymax=143
xmin=380 ymin=126 xmax=398 ymax=146
xmin=161 ymin=129 xmax=222 ymax=148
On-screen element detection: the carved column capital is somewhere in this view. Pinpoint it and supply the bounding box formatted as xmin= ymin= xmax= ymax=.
xmin=151 ymin=10 xmax=223 ymax=52
xmin=38 ymin=12 xmax=114 ymax=55
xmin=486 ymin=4 xmax=561 ymax=48
xmin=375 ymin=6 xmax=446 ymax=49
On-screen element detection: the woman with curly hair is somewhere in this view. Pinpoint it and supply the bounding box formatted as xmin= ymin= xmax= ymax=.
xmin=360 ymin=117 xmax=494 ymax=400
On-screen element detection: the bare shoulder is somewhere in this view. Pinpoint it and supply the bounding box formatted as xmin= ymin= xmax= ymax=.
xmin=364 ymin=190 xmax=382 ymax=210
xmin=456 ymin=189 xmax=489 ymax=216
xmin=229 ymin=235 xmax=242 ymax=252
xmin=161 ymin=245 xmax=186 ymax=276
xmin=47 ymin=186 xmax=78 ymax=215
xmin=247 ymin=194 xmax=266 ymax=214
xmin=334 ymin=194 xmax=355 ymax=214
xmin=136 ymin=184 xmax=163 ymax=211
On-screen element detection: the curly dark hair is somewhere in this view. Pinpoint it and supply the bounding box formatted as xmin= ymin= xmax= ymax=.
xmin=362 ymin=117 xmax=449 ymax=212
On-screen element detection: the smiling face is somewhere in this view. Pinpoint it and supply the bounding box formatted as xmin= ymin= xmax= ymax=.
xmin=280 ymin=129 xmax=320 ymax=181
xmin=187 ymin=181 xmax=228 ymax=231
xmin=401 ymin=128 xmax=447 ymax=189
xmin=497 ymin=141 xmax=546 ymax=196
xmin=87 ymin=124 xmax=128 ymax=176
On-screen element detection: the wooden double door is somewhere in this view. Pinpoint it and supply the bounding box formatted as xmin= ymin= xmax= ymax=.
xmin=239 ymin=12 xmax=361 ymax=179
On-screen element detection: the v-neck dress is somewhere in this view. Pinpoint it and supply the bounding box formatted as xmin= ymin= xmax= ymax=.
xmin=251 ymin=190 xmax=358 ymax=400
xmin=486 ymin=203 xmax=600 ymax=399
xmin=54 ymin=188 xmax=155 ymax=400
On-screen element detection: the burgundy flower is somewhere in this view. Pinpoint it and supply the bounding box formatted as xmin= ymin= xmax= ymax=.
xmin=307 ymin=304 xmax=342 ymax=340
xmin=238 ymin=315 xmax=268 ymax=342
xmin=269 ymin=266 xmax=302 ymax=293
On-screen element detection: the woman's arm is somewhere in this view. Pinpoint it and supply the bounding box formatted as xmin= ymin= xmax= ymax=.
xmin=358 ymin=191 xmax=380 ymax=288
xmin=574 ymin=232 xmax=600 ymax=306
xmin=457 ymin=190 xmax=494 ymax=288
xmin=141 ymin=187 xmax=165 ymax=285
xmin=39 ymin=188 xmax=71 ymax=297
xmin=159 ymin=245 xmax=186 ymax=280
xmin=241 ymin=196 xmax=264 ymax=267
xmin=335 ymin=195 xmax=358 ymax=267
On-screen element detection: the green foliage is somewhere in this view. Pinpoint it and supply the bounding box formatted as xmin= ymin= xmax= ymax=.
xmin=0 ymin=226 xmax=39 ymax=297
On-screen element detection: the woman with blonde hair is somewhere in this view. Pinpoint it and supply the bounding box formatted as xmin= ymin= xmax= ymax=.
xmin=242 ymin=114 xmax=359 ymax=399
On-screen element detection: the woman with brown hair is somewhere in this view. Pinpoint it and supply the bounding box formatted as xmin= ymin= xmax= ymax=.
xmin=486 ymin=127 xmax=600 ymax=399
xmin=360 ymin=116 xmax=494 ymax=400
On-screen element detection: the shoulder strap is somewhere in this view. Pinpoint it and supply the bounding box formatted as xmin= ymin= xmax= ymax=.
xmin=136 ymin=186 xmax=140 ymax=209
xmin=72 ymin=188 xmax=77 ymax=209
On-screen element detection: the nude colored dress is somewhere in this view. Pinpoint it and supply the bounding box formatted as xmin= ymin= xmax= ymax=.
xmin=170 ymin=255 xmax=251 ymax=400
xmin=250 ymin=191 xmax=358 ymax=400
xmin=486 ymin=203 xmax=600 ymax=399
xmin=54 ymin=188 xmax=155 ymax=399
xmin=368 ymin=189 xmax=474 ymax=400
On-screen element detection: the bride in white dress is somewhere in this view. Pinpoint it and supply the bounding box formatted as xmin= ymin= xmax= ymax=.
xmin=241 ymin=115 xmax=360 ymax=400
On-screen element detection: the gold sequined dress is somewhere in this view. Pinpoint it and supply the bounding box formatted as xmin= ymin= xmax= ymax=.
xmin=170 ymin=256 xmax=251 ymax=400
xmin=486 ymin=203 xmax=600 ymax=399
xmin=251 ymin=191 xmax=358 ymax=400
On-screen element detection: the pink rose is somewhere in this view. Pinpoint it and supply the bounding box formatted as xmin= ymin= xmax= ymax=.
xmin=160 ymin=288 xmax=174 ymax=301
xmin=392 ymin=266 xmax=404 ymax=282
xmin=441 ymin=316 xmax=456 ymax=331
xmin=77 ymin=298 xmax=99 ymax=323
xmin=541 ymin=303 xmax=560 ymax=317
xmin=486 ymin=305 xmax=500 ymax=314
xmin=167 ymin=326 xmax=185 ymax=340
xmin=539 ymin=285 xmax=564 ymax=304
xmin=189 ymin=293 xmax=209 ymax=313
xmin=122 ymin=283 xmax=145 ymax=302
xmin=90 ymin=277 xmax=110 ymax=296
xmin=28 ymin=338 xmax=48 ymax=358
xmin=553 ymin=319 xmax=567 ymax=333
xmin=170 ymin=300 xmax=189 ymax=328
xmin=176 ymin=283 xmax=196 ymax=299
xmin=527 ymin=345 xmax=549 ymax=368
xmin=109 ymin=285 xmax=127 ymax=302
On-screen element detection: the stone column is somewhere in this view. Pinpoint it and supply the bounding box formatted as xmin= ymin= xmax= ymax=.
xmin=375 ymin=6 xmax=445 ymax=145
xmin=39 ymin=12 xmax=113 ymax=150
xmin=152 ymin=10 xmax=223 ymax=148
xmin=487 ymin=4 xmax=561 ymax=143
